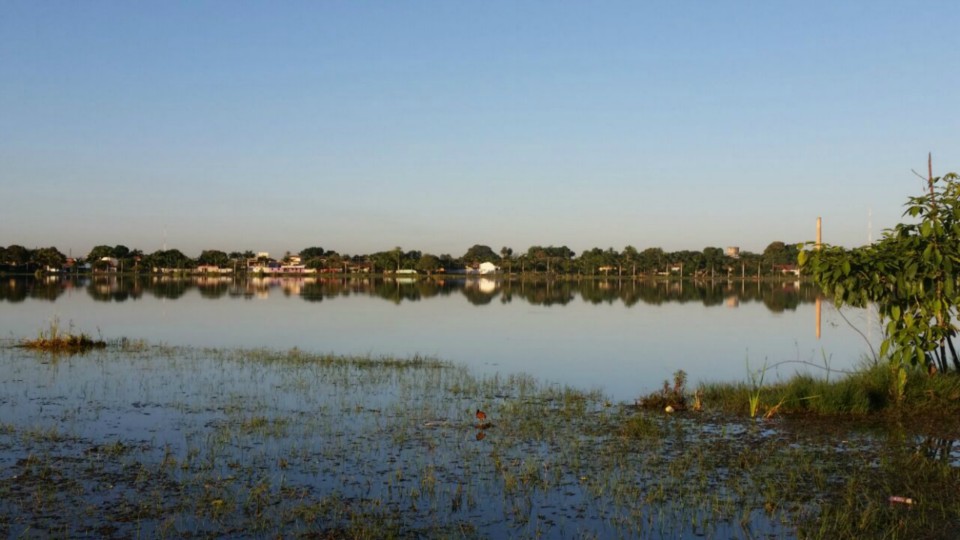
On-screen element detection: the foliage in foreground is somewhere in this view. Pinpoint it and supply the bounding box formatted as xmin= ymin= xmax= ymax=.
xmin=800 ymin=157 xmax=960 ymax=377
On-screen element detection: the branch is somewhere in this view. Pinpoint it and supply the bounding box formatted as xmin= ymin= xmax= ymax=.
xmin=834 ymin=304 xmax=880 ymax=365
xmin=763 ymin=358 xmax=859 ymax=376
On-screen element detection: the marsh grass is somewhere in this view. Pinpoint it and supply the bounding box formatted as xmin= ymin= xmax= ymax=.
xmin=1 ymin=343 xmax=959 ymax=538
xmin=700 ymin=362 xmax=960 ymax=417
xmin=17 ymin=317 xmax=106 ymax=353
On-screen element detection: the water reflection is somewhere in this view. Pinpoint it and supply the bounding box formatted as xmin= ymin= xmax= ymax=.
xmin=1 ymin=275 xmax=817 ymax=313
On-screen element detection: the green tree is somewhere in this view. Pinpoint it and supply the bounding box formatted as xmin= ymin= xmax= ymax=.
xmin=197 ymin=250 xmax=230 ymax=268
xmin=31 ymin=246 xmax=66 ymax=270
xmin=578 ymin=247 xmax=619 ymax=275
xmin=500 ymin=246 xmax=514 ymax=273
xmin=417 ymin=253 xmax=441 ymax=275
xmin=638 ymin=247 xmax=664 ymax=275
xmin=622 ymin=245 xmax=639 ymax=276
xmin=462 ymin=244 xmax=499 ymax=265
xmin=526 ymin=245 xmax=576 ymax=274
xmin=86 ymin=245 xmax=115 ymax=263
xmin=762 ymin=241 xmax=799 ymax=269
xmin=4 ymin=245 xmax=31 ymax=268
xmin=299 ymin=246 xmax=325 ymax=259
xmin=144 ymin=249 xmax=194 ymax=271
xmin=702 ymin=247 xmax=728 ymax=276
xmin=800 ymin=160 xmax=960 ymax=375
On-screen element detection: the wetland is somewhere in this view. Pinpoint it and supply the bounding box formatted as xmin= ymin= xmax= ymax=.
xmin=2 ymin=276 xmax=959 ymax=538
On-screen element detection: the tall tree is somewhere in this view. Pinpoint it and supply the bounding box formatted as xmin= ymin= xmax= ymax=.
xmin=462 ymin=244 xmax=499 ymax=265
xmin=762 ymin=241 xmax=799 ymax=268
xmin=500 ymin=246 xmax=514 ymax=273
xmin=31 ymin=246 xmax=66 ymax=270
xmin=86 ymin=245 xmax=115 ymax=263
xmin=299 ymin=246 xmax=325 ymax=260
xmin=622 ymin=245 xmax=639 ymax=276
xmin=416 ymin=253 xmax=441 ymax=275
xmin=197 ymin=250 xmax=230 ymax=268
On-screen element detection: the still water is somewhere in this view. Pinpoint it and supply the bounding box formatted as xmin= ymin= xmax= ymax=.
xmin=1 ymin=275 xmax=877 ymax=402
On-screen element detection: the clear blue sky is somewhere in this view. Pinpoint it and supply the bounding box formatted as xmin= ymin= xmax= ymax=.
xmin=2 ymin=1 xmax=958 ymax=258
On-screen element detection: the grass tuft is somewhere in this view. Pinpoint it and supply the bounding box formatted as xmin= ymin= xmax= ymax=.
xmin=18 ymin=317 xmax=106 ymax=353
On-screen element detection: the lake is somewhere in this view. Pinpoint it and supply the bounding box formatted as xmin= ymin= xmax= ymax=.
xmin=0 ymin=275 xmax=876 ymax=402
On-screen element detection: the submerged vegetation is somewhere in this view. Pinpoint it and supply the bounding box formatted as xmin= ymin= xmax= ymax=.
xmin=2 ymin=342 xmax=959 ymax=538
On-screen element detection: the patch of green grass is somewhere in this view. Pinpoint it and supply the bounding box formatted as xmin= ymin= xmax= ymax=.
xmin=699 ymin=362 xmax=960 ymax=417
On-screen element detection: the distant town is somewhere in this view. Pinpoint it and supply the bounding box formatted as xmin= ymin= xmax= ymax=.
xmin=0 ymin=241 xmax=807 ymax=279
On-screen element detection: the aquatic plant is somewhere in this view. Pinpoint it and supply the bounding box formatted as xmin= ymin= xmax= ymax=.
xmin=18 ymin=317 xmax=105 ymax=353
xmin=746 ymin=358 xmax=767 ymax=418
xmin=636 ymin=369 xmax=689 ymax=411
xmin=2 ymin=343 xmax=960 ymax=538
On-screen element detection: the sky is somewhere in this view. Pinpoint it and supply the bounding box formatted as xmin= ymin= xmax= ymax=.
xmin=2 ymin=1 xmax=959 ymax=259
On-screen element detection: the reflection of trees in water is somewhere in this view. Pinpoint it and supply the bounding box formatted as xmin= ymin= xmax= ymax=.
xmin=3 ymin=276 xmax=823 ymax=314
xmin=148 ymin=278 xmax=190 ymax=300
xmin=525 ymin=278 xmax=820 ymax=311
xmin=300 ymin=278 xmax=454 ymax=304
xmin=373 ymin=280 xmax=423 ymax=304
xmin=0 ymin=277 xmax=86 ymax=303
xmin=505 ymin=280 xmax=575 ymax=306
xmin=86 ymin=277 xmax=144 ymax=302
xmin=196 ymin=278 xmax=232 ymax=299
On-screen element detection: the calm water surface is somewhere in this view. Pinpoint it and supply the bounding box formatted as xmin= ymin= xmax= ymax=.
xmin=1 ymin=276 xmax=877 ymax=401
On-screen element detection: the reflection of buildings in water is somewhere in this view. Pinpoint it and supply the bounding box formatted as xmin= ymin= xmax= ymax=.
xmin=281 ymin=278 xmax=312 ymax=296
xmin=239 ymin=276 xmax=318 ymax=298
xmin=464 ymin=277 xmax=499 ymax=295
xmin=195 ymin=276 xmax=232 ymax=286
xmin=94 ymin=277 xmax=121 ymax=295
xmin=477 ymin=278 xmax=497 ymax=294
xmin=725 ymin=295 xmax=739 ymax=308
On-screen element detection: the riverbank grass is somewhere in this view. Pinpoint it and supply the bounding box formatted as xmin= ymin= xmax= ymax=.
xmin=698 ymin=362 xmax=960 ymax=417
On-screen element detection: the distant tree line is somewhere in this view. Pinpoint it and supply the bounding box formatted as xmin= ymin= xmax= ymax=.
xmin=0 ymin=240 xmax=802 ymax=278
